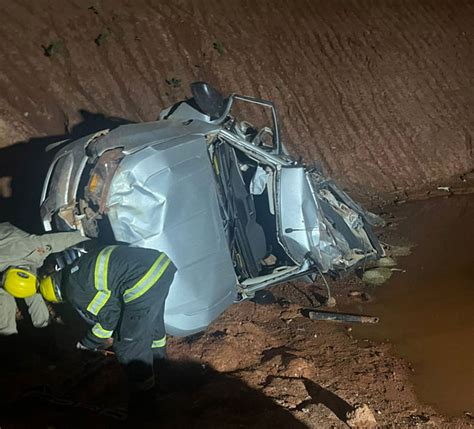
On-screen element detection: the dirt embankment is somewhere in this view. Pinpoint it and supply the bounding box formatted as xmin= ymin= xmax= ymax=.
xmin=0 ymin=0 xmax=473 ymax=198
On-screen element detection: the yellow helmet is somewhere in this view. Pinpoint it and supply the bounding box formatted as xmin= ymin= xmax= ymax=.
xmin=39 ymin=273 xmax=63 ymax=303
xmin=3 ymin=268 xmax=38 ymax=298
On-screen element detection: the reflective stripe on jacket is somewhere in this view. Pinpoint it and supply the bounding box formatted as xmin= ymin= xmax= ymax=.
xmin=63 ymin=245 xmax=176 ymax=349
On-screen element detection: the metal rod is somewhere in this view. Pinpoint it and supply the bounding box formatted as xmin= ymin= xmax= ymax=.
xmin=307 ymin=310 xmax=379 ymax=324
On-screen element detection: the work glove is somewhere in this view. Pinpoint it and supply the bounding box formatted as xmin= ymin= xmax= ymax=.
xmin=76 ymin=341 xmax=95 ymax=351
xmin=76 ymin=338 xmax=114 ymax=353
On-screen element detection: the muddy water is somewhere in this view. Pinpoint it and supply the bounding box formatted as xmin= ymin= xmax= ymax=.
xmin=348 ymin=195 xmax=474 ymax=416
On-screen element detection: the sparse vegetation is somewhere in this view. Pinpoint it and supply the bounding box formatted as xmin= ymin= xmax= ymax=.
xmin=165 ymin=78 xmax=182 ymax=89
xmin=212 ymin=40 xmax=224 ymax=55
xmin=88 ymin=5 xmax=99 ymax=15
xmin=42 ymin=40 xmax=64 ymax=57
xmin=95 ymin=29 xmax=110 ymax=46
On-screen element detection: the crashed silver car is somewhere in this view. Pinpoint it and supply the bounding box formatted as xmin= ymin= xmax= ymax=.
xmin=40 ymin=82 xmax=382 ymax=336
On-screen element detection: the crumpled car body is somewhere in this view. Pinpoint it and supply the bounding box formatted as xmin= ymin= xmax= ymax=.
xmin=40 ymin=83 xmax=383 ymax=336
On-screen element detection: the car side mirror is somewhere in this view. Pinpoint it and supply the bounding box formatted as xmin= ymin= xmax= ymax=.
xmin=191 ymin=82 xmax=227 ymax=119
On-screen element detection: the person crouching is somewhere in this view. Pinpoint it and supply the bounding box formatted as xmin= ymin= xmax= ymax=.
xmin=39 ymin=245 xmax=176 ymax=410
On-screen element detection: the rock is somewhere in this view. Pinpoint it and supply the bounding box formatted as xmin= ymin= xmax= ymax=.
xmin=346 ymin=403 xmax=377 ymax=428
xmin=280 ymin=305 xmax=301 ymax=321
xmin=362 ymin=267 xmax=392 ymax=285
xmin=262 ymin=377 xmax=310 ymax=409
xmin=348 ymin=290 xmax=372 ymax=301
xmin=280 ymin=357 xmax=317 ymax=379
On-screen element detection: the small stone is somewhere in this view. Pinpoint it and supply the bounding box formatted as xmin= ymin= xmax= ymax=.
xmin=362 ymin=267 xmax=393 ymax=285
xmin=281 ymin=357 xmax=316 ymax=379
xmin=263 ymin=377 xmax=310 ymax=409
xmin=349 ymin=290 xmax=372 ymax=302
xmin=346 ymin=403 xmax=377 ymax=428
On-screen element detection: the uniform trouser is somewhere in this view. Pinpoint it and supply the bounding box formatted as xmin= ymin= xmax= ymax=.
xmin=0 ymin=289 xmax=49 ymax=335
xmin=113 ymin=265 xmax=175 ymax=392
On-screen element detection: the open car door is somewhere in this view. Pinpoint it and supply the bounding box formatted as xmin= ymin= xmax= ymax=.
xmin=276 ymin=166 xmax=382 ymax=273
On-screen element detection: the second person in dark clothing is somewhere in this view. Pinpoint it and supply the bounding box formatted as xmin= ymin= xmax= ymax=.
xmin=39 ymin=244 xmax=176 ymax=397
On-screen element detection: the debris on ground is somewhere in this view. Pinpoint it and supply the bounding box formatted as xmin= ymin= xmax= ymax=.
xmin=348 ymin=291 xmax=372 ymax=302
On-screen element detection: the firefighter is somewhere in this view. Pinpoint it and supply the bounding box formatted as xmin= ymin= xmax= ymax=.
xmin=39 ymin=244 xmax=176 ymax=403
xmin=0 ymin=222 xmax=88 ymax=335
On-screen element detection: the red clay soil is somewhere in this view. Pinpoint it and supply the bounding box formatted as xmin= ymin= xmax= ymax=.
xmin=0 ymin=0 xmax=473 ymax=199
xmin=1 ymin=270 xmax=471 ymax=428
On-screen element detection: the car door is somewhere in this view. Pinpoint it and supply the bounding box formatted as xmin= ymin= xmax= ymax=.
xmin=275 ymin=166 xmax=382 ymax=273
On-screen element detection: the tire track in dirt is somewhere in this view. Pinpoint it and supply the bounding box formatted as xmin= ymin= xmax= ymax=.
xmin=0 ymin=0 xmax=472 ymax=197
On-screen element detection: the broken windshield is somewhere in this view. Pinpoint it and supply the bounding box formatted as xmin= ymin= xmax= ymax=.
xmin=226 ymin=95 xmax=281 ymax=154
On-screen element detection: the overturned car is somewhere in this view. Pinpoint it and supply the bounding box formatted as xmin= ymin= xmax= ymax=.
xmin=40 ymin=82 xmax=383 ymax=336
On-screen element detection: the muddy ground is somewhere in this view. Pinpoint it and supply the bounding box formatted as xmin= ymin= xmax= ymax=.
xmin=1 ymin=200 xmax=472 ymax=428
xmin=1 ymin=197 xmax=473 ymax=428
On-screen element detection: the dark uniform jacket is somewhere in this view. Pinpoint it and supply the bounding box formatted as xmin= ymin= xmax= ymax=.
xmin=62 ymin=245 xmax=176 ymax=349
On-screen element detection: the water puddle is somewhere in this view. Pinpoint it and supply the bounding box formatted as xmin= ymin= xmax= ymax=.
xmin=347 ymin=195 xmax=474 ymax=416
